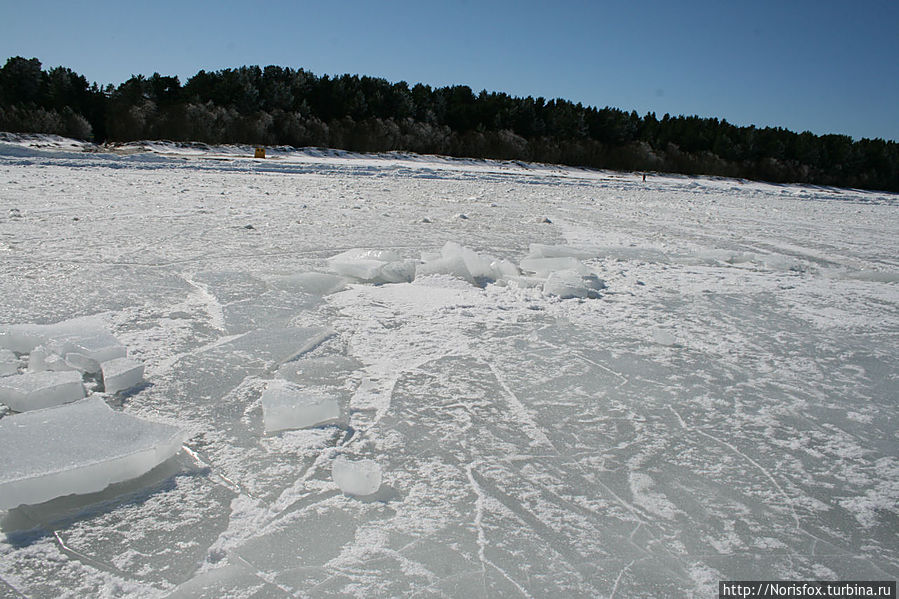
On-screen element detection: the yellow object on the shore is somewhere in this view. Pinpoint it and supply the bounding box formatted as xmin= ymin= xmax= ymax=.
xmin=254 ymin=147 xmax=266 ymax=158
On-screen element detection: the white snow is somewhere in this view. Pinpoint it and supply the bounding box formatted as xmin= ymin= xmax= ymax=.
xmin=0 ymin=397 xmax=185 ymax=509
xmin=260 ymin=379 xmax=340 ymax=433
xmin=332 ymin=457 xmax=382 ymax=496
xmin=0 ymin=370 xmax=84 ymax=411
xmin=101 ymin=357 xmax=145 ymax=395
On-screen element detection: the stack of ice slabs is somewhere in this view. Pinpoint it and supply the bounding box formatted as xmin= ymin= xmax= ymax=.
xmin=0 ymin=398 xmax=186 ymax=509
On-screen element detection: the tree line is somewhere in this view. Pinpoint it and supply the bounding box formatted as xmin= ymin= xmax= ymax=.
xmin=1 ymin=56 xmax=897 ymax=192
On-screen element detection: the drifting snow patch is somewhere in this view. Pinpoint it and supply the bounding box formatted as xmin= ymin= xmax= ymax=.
xmin=0 ymin=397 xmax=185 ymax=509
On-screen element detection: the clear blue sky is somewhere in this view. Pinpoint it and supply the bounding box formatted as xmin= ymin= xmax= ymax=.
xmin=2 ymin=0 xmax=897 ymax=141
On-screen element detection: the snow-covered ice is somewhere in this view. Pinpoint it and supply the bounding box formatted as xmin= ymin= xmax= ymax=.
xmin=0 ymin=136 xmax=896 ymax=597
xmin=260 ymin=379 xmax=340 ymax=433
xmin=332 ymin=457 xmax=382 ymax=496
xmin=101 ymin=357 xmax=145 ymax=395
xmin=0 ymin=370 xmax=84 ymax=411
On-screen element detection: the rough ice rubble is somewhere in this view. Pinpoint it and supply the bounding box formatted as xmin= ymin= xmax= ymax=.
xmin=0 ymin=317 xmax=144 ymax=407
xmin=0 ymin=398 xmax=186 ymax=510
xmin=326 ymin=241 xmax=607 ymax=299
xmin=260 ymin=379 xmax=340 ymax=433
xmin=332 ymin=457 xmax=382 ymax=496
xmin=0 ymin=318 xmax=167 ymax=509
xmin=327 ymin=248 xmax=416 ymax=284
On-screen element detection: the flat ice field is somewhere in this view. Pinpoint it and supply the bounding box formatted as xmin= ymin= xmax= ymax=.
xmin=0 ymin=137 xmax=897 ymax=598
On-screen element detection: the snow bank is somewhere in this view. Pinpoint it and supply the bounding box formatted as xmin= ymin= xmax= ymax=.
xmin=0 ymin=398 xmax=185 ymax=509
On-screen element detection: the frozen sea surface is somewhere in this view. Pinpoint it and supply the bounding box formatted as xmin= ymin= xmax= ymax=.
xmin=0 ymin=138 xmax=897 ymax=597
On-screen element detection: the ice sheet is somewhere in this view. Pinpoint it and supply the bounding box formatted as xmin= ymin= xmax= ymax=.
xmin=0 ymin=398 xmax=186 ymax=509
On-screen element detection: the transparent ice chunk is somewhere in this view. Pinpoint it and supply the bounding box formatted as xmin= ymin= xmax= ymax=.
xmin=0 ymin=370 xmax=85 ymax=411
xmin=527 ymin=243 xmax=596 ymax=259
xmin=275 ymin=271 xmax=348 ymax=295
xmin=542 ymin=269 xmax=607 ymax=299
xmin=520 ymin=256 xmax=589 ymax=278
xmin=54 ymin=333 xmax=127 ymax=373
xmin=0 ymin=324 xmax=47 ymax=354
xmin=28 ymin=346 xmax=74 ymax=372
xmin=101 ymin=357 xmax=145 ymax=395
xmin=0 ymin=349 xmax=17 ymax=376
xmin=261 ymin=379 xmax=339 ymax=433
xmin=332 ymin=457 xmax=382 ymax=496
xmin=0 ymin=398 xmax=186 ymax=509
xmin=327 ymin=248 xmax=413 ymax=283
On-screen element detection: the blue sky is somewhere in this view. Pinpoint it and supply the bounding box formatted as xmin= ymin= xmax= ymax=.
xmin=2 ymin=0 xmax=897 ymax=141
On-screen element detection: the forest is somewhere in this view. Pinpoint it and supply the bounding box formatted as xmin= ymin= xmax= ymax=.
xmin=1 ymin=56 xmax=897 ymax=192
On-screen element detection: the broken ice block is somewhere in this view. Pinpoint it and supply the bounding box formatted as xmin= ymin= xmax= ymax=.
xmin=101 ymin=357 xmax=145 ymax=395
xmin=53 ymin=333 xmax=126 ymax=373
xmin=0 ymin=349 xmax=17 ymax=376
xmin=327 ymin=248 xmax=414 ymax=284
xmin=527 ymin=244 xmax=596 ymax=259
xmin=0 ymin=370 xmax=84 ymax=411
xmin=28 ymin=346 xmax=74 ymax=372
xmin=278 ymin=272 xmax=347 ymax=296
xmin=542 ymin=269 xmax=606 ymax=299
xmin=520 ymin=256 xmax=589 ymax=278
xmin=261 ymin=380 xmax=339 ymax=433
xmin=0 ymin=324 xmax=47 ymax=353
xmin=0 ymin=398 xmax=186 ymax=509
xmin=416 ymin=242 xmax=504 ymax=285
xmin=332 ymin=457 xmax=382 ymax=496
